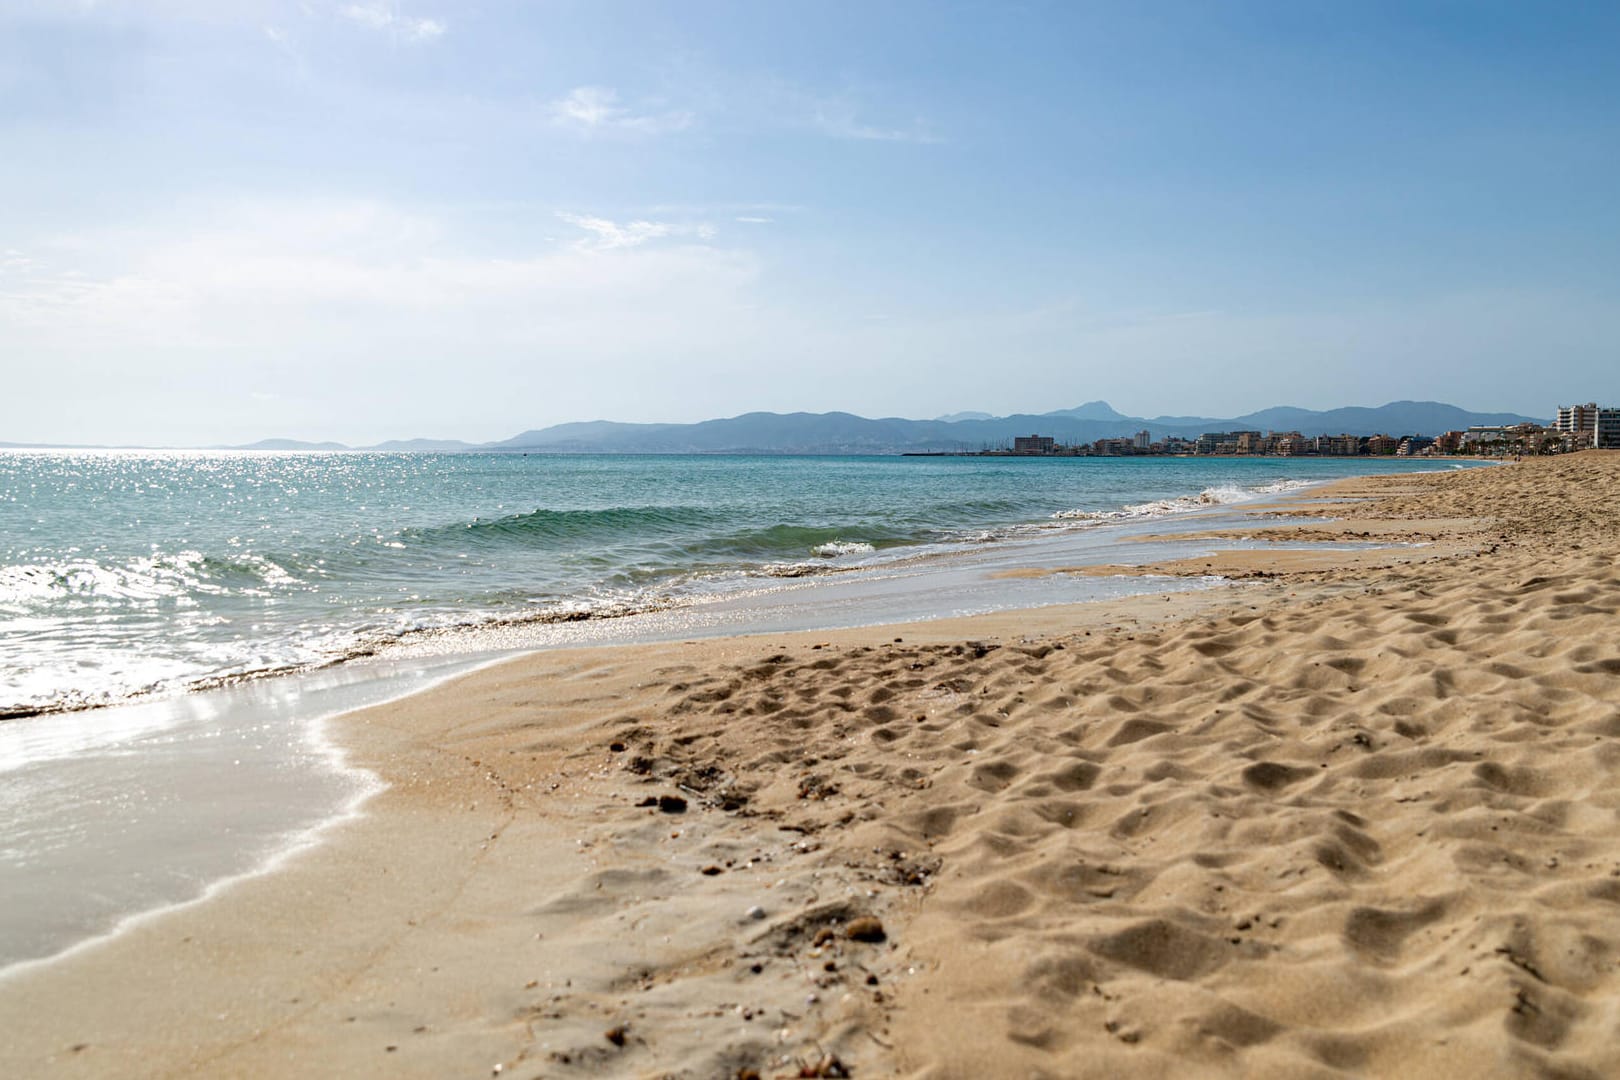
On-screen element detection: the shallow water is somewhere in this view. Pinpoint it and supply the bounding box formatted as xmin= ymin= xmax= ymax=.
xmin=0 ymin=652 xmax=496 ymax=973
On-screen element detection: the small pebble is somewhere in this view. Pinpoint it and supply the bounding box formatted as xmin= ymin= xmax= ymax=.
xmin=746 ymin=905 xmax=767 ymax=920
xmin=846 ymin=916 xmax=886 ymax=943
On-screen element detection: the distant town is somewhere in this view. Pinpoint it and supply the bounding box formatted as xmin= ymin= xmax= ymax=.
xmin=944 ymin=402 xmax=1620 ymax=458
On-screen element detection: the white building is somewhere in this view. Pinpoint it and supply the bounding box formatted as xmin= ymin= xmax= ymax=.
xmin=1556 ymin=402 xmax=1619 ymax=448
xmin=1557 ymin=403 xmax=1598 ymax=440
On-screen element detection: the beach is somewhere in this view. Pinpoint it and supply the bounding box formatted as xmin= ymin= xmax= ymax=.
xmin=4 ymin=453 xmax=1620 ymax=1078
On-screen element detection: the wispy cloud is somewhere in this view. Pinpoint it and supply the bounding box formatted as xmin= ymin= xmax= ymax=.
xmin=557 ymin=212 xmax=716 ymax=251
xmin=0 ymin=199 xmax=766 ymax=443
xmin=550 ymin=86 xmax=693 ymax=135
xmin=338 ymin=2 xmax=445 ymax=43
xmin=735 ymin=216 xmax=773 ymax=224
xmin=810 ymin=102 xmax=942 ymax=144
xmin=0 ymin=200 xmax=756 ymax=350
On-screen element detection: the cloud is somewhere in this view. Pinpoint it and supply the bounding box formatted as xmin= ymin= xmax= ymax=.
xmin=0 ymin=199 xmax=769 ymax=442
xmin=557 ymin=212 xmax=715 ymax=251
xmin=0 ymin=201 xmax=754 ymax=354
xmin=810 ymin=103 xmax=942 ymax=143
xmin=745 ymin=79 xmax=942 ymax=144
xmin=338 ymin=2 xmax=445 ymax=43
xmin=735 ymin=216 xmax=773 ymax=225
xmin=550 ymin=86 xmax=693 ymax=135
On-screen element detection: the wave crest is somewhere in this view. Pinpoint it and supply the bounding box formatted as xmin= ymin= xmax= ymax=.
xmin=1051 ymin=478 xmax=1316 ymax=524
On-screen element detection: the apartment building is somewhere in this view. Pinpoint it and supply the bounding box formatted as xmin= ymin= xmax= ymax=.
xmin=1273 ymin=432 xmax=1308 ymax=456
xmin=1547 ymin=403 xmax=1620 ymax=449
xmin=1012 ymin=435 xmax=1055 ymax=454
xmin=1556 ymin=403 xmax=1599 ymax=440
xmin=1316 ymin=434 xmax=1362 ymax=456
xmin=1598 ymin=408 xmax=1620 ymax=450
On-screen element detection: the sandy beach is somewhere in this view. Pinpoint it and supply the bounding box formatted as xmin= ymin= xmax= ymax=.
xmin=4 ymin=453 xmax=1620 ymax=1079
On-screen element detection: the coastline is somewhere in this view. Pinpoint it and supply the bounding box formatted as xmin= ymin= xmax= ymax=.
xmin=5 ymin=454 xmax=1620 ymax=1077
xmin=1 ymin=453 xmax=1463 ymax=723
xmin=0 ymin=467 xmax=1381 ymax=977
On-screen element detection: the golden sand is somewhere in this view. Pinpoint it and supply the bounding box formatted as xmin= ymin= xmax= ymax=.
xmin=4 ymin=453 xmax=1620 ymax=1078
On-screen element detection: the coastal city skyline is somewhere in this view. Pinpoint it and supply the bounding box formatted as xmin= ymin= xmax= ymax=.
xmin=3 ymin=2 xmax=1618 ymax=446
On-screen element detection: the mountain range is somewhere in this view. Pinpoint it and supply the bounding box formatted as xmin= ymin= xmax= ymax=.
xmin=446 ymin=400 xmax=1544 ymax=454
xmin=3 ymin=400 xmax=1548 ymax=454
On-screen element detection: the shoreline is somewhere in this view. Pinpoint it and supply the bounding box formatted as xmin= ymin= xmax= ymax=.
xmin=0 ymin=481 xmax=1337 ymax=977
xmin=2 ymin=456 xmax=1470 ymax=723
xmin=0 ymin=650 xmax=518 ymax=977
xmin=5 ymin=455 xmax=1619 ymax=1077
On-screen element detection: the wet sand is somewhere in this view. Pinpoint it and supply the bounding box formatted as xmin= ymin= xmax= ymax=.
xmin=4 ymin=454 xmax=1620 ymax=1078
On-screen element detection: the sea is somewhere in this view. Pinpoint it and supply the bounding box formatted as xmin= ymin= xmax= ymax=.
xmin=1 ymin=450 xmax=1462 ymax=719
xmin=0 ymin=449 xmax=1468 ymax=970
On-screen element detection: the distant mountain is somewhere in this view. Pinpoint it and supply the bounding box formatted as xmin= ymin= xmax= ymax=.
xmin=363 ymin=438 xmax=477 ymax=452
xmin=1228 ymin=401 xmax=1538 ymax=436
xmin=490 ymin=412 xmax=963 ymax=454
xmin=1041 ymin=400 xmax=1131 ymax=422
xmin=1142 ymin=413 xmax=1227 ymax=427
xmin=934 ymin=411 xmax=994 ymax=422
xmin=484 ymin=400 xmax=1547 ymax=454
xmin=224 ymin=438 xmax=350 ymax=451
xmin=214 ymin=436 xmax=478 ymax=452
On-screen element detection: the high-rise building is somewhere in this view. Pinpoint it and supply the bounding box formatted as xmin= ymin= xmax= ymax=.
xmin=1556 ymin=403 xmax=1598 ymax=439
xmin=1597 ymin=408 xmax=1620 ymax=450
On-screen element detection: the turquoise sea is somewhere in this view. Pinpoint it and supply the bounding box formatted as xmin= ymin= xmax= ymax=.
xmin=1 ymin=450 xmax=1465 ymax=718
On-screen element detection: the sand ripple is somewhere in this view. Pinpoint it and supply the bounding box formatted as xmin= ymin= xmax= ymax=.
xmin=602 ymin=455 xmax=1620 ymax=1077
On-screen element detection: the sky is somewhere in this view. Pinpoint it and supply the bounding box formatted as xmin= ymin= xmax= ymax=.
xmin=2 ymin=0 xmax=1617 ymax=446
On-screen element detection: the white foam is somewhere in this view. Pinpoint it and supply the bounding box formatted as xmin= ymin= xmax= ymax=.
xmin=1052 ymin=478 xmax=1319 ymax=524
xmin=811 ymin=540 xmax=877 ymax=558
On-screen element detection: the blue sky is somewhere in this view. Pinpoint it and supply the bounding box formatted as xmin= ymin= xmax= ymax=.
xmin=2 ymin=0 xmax=1617 ymax=445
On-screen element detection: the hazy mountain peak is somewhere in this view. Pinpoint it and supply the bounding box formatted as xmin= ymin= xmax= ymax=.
xmin=1043 ymin=400 xmax=1128 ymax=422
